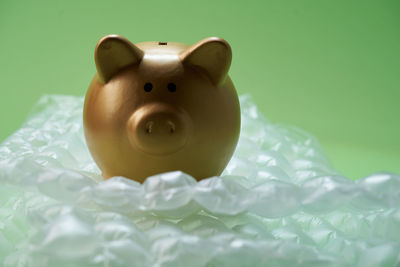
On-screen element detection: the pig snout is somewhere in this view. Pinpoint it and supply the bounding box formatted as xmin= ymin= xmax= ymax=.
xmin=127 ymin=103 xmax=192 ymax=155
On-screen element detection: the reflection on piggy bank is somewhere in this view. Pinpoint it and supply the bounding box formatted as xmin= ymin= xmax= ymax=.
xmin=83 ymin=35 xmax=241 ymax=182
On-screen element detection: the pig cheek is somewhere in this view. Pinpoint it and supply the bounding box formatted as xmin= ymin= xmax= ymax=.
xmin=84 ymin=90 xmax=133 ymax=159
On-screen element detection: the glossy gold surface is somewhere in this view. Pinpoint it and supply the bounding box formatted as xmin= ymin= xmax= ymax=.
xmin=84 ymin=35 xmax=241 ymax=182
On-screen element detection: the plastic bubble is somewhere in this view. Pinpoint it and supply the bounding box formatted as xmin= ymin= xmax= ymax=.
xmin=0 ymin=94 xmax=399 ymax=266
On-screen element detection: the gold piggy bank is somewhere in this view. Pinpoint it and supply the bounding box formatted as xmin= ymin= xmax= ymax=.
xmin=83 ymin=35 xmax=241 ymax=182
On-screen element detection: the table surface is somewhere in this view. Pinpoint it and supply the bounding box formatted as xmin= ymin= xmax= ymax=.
xmin=1 ymin=0 xmax=399 ymax=179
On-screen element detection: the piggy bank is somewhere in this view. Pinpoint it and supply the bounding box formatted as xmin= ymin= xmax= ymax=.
xmin=83 ymin=35 xmax=241 ymax=182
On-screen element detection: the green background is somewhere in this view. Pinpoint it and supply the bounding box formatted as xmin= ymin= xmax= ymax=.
xmin=0 ymin=0 xmax=399 ymax=179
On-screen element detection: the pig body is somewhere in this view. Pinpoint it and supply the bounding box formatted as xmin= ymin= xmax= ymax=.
xmin=84 ymin=35 xmax=240 ymax=182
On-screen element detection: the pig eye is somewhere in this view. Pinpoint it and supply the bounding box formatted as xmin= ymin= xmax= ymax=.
xmin=144 ymin=82 xmax=153 ymax=92
xmin=167 ymin=83 xmax=176 ymax=93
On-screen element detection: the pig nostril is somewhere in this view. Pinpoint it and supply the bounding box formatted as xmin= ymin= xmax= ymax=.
xmin=167 ymin=121 xmax=175 ymax=134
xmin=145 ymin=121 xmax=153 ymax=134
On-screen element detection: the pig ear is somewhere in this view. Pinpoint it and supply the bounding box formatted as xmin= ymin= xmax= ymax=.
xmin=180 ymin=37 xmax=232 ymax=86
xmin=95 ymin=35 xmax=144 ymax=83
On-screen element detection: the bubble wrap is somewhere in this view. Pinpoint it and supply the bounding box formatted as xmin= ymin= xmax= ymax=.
xmin=0 ymin=95 xmax=399 ymax=266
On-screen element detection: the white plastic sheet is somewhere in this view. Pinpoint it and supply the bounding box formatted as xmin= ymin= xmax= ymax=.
xmin=0 ymin=95 xmax=399 ymax=266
